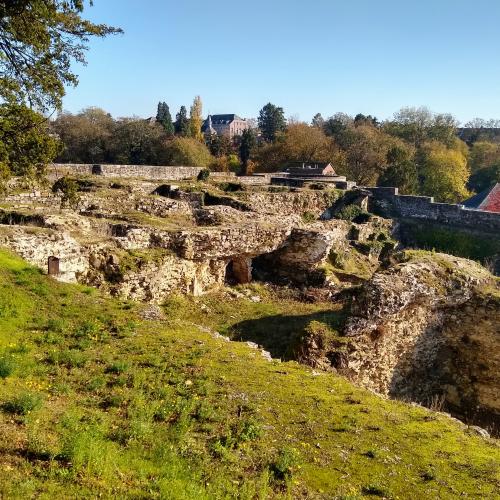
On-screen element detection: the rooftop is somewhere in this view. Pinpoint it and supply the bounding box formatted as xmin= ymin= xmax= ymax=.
xmin=462 ymin=183 xmax=500 ymax=213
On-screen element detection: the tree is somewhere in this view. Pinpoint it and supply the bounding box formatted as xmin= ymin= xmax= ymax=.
xmin=189 ymin=96 xmax=203 ymax=141
xmin=108 ymin=119 xmax=168 ymax=165
xmin=0 ymin=1 xmax=120 ymax=185
xmin=384 ymin=107 xmax=459 ymax=148
xmin=323 ymin=113 xmax=353 ymax=138
xmin=469 ymin=141 xmax=500 ymax=172
xmin=253 ymin=123 xmax=344 ymax=173
xmin=339 ymin=125 xmax=396 ymax=185
xmin=207 ymin=134 xmax=233 ymax=158
xmin=468 ymin=164 xmax=500 ymax=193
xmin=0 ymin=103 xmax=61 ymax=187
xmin=156 ymin=102 xmax=174 ymax=136
xmin=419 ymin=141 xmax=470 ymax=202
xmin=354 ymin=114 xmax=379 ymax=127
xmin=175 ymin=106 xmax=189 ymax=136
xmin=51 ymin=107 xmax=115 ymax=163
xmin=258 ymin=103 xmax=286 ymax=142
xmin=239 ymin=129 xmax=257 ymax=174
xmin=165 ymin=137 xmax=213 ymax=168
xmin=378 ymin=145 xmax=418 ymax=194
xmin=0 ymin=1 xmax=121 ymax=111
xmin=311 ymin=113 xmax=324 ymax=129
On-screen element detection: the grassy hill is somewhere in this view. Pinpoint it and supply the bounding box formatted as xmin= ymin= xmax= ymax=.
xmin=0 ymin=249 xmax=498 ymax=499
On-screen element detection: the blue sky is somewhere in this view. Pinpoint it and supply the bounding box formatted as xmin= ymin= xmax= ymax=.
xmin=62 ymin=0 xmax=500 ymax=123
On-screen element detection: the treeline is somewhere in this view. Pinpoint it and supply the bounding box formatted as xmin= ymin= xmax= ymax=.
xmin=51 ymin=101 xmax=500 ymax=203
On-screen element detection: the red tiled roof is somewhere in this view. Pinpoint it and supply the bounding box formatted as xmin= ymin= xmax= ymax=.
xmin=480 ymin=183 xmax=500 ymax=213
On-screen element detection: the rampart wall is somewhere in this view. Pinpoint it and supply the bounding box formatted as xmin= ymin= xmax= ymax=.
xmin=367 ymin=187 xmax=500 ymax=233
xmin=50 ymin=163 xmax=203 ymax=180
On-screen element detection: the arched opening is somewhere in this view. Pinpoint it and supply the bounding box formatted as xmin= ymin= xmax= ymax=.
xmin=225 ymin=258 xmax=252 ymax=285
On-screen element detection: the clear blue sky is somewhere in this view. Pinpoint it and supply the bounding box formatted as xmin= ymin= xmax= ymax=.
xmin=62 ymin=0 xmax=500 ymax=124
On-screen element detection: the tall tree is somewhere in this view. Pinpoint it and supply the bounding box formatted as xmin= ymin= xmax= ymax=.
xmin=258 ymin=103 xmax=286 ymax=142
xmin=0 ymin=1 xmax=121 ymax=111
xmin=0 ymin=1 xmax=120 ymax=185
xmin=419 ymin=141 xmax=470 ymax=203
xmin=239 ymin=129 xmax=257 ymax=173
xmin=156 ymin=101 xmax=174 ymax=136
xmin=189 ymin=96 xmax=203 ymax=141
xmin=175 ymin=105 xmax=189 ymax=136
xmin=311 ymin=113 xmax=324 ymax=129
xmin=0 ymin=103 xmax=60 ymax=186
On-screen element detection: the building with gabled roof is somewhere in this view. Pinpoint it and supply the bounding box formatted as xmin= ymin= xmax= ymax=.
xmin=462 ymin=183 xmax=500 ymax=213
xmin=202 ymin=114 xmax=249 ymax=139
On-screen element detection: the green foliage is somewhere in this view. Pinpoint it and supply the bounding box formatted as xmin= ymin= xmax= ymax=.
xmin=197 ymin=168 xmax=210 ymax=181
xmin=468 ymin=164 xmax=500 ymax=193
xmin=419 ymin=141 xmax=470 ymax=202
xmin=174 ymin=105 xmax=189 ymax=136
xmin=269 ymin=447 xmax=300 ymax=482
xmin=0 ymin=0 xmax=121 ymax=111
xmin=335 ymin=204 xmax=365 ymax=221
xmin=258 ymin=102 xmax=286 ymax=142
xmin=166 ymin=136 xmax=214 ymax=167
xmin=51 ymin=176 xmax=79 ymax=208
xmin=156 ymin=101 xmax=174 ymax=135
xmin=239 ymin=128 xmax=257 ymax=172
xmin=0 ymin=103 xmax=60 ymax=185
xmin=0 ymin=354 xmax=14 ymax=378
xmin=2 ymin=392 xmax=42 ymax=415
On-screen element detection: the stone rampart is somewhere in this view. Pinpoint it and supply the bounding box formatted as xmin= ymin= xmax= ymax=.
xmin=367 ymin=187 xmax=500 ymax=233
xmin=50 ymin=163 xmax=202 ymax=180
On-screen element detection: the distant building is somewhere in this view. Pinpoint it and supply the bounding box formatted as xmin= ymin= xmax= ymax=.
xmin=285 ymin=162 xmax=337 ymax=177
xmin=202 ymin=114 xmax=250 ymax=139
xmin=462 ymin=183 xmax=500 ymax=213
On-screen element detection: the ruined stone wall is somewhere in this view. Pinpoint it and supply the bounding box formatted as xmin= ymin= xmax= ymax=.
xmin=367 ymin=187 xmax=500 ymax=233
xmin=236 ymin=190 xmax=343 ymax=216
xmin=50 ymin=163 xmax=203 ymax=180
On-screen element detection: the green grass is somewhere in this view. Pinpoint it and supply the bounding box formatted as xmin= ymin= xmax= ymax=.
xmin=0 ymin=248 xmax=498 ymax=498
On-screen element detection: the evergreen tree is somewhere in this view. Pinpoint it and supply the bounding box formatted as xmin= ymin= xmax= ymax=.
xmin=239 ymin=129 xmax=257 ymax=173
xmin=175 ymin=106 xmax=189 ymax=136
xmin=189 ymin=96 xmax=203 ymax=141
xmin=156 ymin=102 xmax=174 ymax=136
xmin=258 ymin=103 xmax=286 ymax=142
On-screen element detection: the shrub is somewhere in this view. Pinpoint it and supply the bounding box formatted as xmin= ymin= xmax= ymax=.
xmin=165 ymin=137 xmax=213 ymax=168
xmin=105 ymin=361 xmax=129 ymax=374
xmin=197 ymin=168 xmax=210 ymax=181
xmin=51 ymin=176 xmax=80 ymax=208
xmin=335 ymin=204 xmax=371 ymax=223
xmin=269 ymin=447 xmax=300 ymax=482
xmin=2 ymin=392 xmax=43 ymax=415
xmin=0 ymin=354 xmax=14 ymax=378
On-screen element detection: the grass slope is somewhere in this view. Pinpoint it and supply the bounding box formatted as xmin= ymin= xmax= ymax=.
xmin=0 ymin=249 xmax=498 ymax=499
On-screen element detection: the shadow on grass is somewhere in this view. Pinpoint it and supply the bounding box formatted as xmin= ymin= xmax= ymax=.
xmin=229 ymin=308 xmax=347 ymax=360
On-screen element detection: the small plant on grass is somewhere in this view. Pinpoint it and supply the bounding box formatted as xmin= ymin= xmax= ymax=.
xmin=301 ymin=211 xmax=316 ymax=223
xmin=2 ymin=392 xmax=43 ymax=415
xmin=105 ymin=361 xmax=129 ymax=374
xmin=269 ymin=447 xmax=300 ymax=483
xmin=0 ymin=354 xmax=14 ymax=378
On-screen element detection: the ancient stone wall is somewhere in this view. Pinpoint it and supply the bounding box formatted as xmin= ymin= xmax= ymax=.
xmin=367 ymin=187 xmax=500 ymax=233
xmin=50 ymin=163 xmax=203 ymax=180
